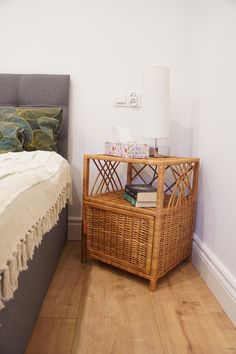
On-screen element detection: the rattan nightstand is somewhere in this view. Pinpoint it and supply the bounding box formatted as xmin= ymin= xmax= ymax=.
xmin=81 ymin=154 xmax=200 ymax=290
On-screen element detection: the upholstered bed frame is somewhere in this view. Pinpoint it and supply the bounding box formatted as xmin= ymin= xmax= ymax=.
xmin=0 ymin=74 xmax=70 ymax=354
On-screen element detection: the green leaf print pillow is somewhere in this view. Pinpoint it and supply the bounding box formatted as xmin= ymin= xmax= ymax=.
xmin=0 ymin=121 xmax=23 ymax=153
xmin=0 ymin=106 xmax=63 ymax=152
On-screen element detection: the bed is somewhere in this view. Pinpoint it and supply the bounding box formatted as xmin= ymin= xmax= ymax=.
xmin=0 ymin=74 xmax=70 ymax=354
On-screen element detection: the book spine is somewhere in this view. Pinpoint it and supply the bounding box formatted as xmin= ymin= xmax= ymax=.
xmin=124 ymin=187 xmax=137 ymax=200
xmin=123 ymin=192 xmax=136 ymax=206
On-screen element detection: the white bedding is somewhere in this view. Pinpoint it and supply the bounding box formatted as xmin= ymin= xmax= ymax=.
xmin=0 ymin=151 xmax=71 ymax=309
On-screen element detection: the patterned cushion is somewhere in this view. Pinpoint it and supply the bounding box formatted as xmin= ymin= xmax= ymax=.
xmin=0 ymin=121 xmax=23 ymax=153
xmin=0 ymin=107 xmax=63 ymax=152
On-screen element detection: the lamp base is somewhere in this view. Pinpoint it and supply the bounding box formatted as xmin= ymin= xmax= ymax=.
xmin=149 ymin=146 xmax=159 ymax=157
xmin=149 ymin=145 xmax=169 ymax=158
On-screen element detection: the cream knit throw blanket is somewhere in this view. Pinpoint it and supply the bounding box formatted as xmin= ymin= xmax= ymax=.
xmin=0 ymin=151 xmax=72 ymax=310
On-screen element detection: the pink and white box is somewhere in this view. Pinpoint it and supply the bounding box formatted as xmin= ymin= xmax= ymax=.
xmin=105 ymin=142 xmax=149 ymax=158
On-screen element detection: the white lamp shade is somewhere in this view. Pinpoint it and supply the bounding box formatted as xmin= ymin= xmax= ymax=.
xmin=142 ymin=66 xmax=170 ymax=140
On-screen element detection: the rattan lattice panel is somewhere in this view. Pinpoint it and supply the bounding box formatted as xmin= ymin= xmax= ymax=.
xmin=90 ymin=159 xmax=124 ymax=194
xmin=89 ymin=158 xmax=197 ymax=208
xmin=164 ymin=162 xmax=195 ymax=208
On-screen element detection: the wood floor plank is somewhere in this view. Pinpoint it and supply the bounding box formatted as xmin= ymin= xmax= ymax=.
xmin=180 ymin=264 xmax=236 ymax=352
xmin=151 ymin=262 xmax=236 ymax=354
xmin=56 ymin=241 xmax=81 ymax=270
xmin=71 ymin=262 xmax=164 ymax=354
xmin=25 ymin=318 xmax=76 ymax=354
xmin=40 ymin=242 xmax=86 ymax=319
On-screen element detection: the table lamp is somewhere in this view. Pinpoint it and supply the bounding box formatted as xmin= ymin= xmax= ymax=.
xmin=142 ymin=66 xmax=170 ymax=157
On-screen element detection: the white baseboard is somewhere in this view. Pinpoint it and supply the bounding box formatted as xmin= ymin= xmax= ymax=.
xmin=192 ymin=234 xmax=236 ymax=327
xmin=68 ymin=216 xmax=82 ymax=240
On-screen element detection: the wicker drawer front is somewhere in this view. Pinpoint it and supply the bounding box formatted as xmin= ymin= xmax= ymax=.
xmin=86 ymin=204 xmax=154 ymax=275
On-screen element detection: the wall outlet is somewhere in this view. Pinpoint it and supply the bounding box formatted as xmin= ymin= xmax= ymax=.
xmin=128 ymin=92 xmax=138 ymax=106
xmin=114 ymin=91 xmax=141 ymax=108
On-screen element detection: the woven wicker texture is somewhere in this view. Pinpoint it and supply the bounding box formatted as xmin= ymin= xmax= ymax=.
xmin=87 ymin=205 xmax=154 ymax=274
xmin=158 ymin=201 xmax=194 ymax=277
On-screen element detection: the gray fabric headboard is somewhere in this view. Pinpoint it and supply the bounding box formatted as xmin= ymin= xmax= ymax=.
xmin=0 ymin=74 xmax=70 ymax=158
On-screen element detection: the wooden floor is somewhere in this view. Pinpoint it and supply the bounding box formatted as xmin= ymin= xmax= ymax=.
xmin=25 ymin=241 xmax=236 ymax=354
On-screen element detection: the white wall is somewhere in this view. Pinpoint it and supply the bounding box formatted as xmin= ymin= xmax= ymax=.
xmin=0 ymin=0 xmax=193 ymax=218
xmin=191 ymin=0 xmax=236 ymax=325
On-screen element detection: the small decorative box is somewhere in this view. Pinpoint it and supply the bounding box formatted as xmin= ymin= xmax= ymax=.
xmin=105 ymin=142 xmax=149 ymax=158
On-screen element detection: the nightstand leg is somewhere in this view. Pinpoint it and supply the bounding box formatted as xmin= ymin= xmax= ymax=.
xmin=186 ymin=253 xmax=192 ymax=262
xmin=149 ymin=279 xmax=157 ymax=291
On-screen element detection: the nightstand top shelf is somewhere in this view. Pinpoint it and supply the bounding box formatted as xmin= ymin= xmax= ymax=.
xmin=84 ymin=154 xmax=199 ymax=166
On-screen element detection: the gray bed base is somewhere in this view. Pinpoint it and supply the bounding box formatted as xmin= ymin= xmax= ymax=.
xmin=0 ymin=74 xmax=70 ymax=354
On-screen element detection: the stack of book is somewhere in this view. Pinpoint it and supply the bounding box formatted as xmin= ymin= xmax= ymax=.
xmin=124 ymin=184 xmax=157 ymax=208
